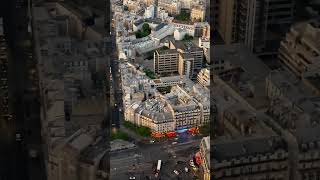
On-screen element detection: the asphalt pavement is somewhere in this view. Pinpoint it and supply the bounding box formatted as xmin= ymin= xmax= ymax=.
xmin=110 ymin=134 xmax=201 ymax=180
xmin=1 ymin=1 xmax=46 ymax=179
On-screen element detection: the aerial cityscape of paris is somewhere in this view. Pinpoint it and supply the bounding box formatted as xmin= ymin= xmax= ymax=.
xmin=0 ymin=0 xmax=320 ymax=180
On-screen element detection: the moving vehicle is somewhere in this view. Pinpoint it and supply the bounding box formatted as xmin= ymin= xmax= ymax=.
xmin=129 ymin=177 xmax=135 ymax=179
xmin=172 ymin=142 xmax=177 ymax=145
xmin=156 ymin=160 xmax=161 ymax=171
xmin=155 ymin=160 xmax=162 ymax=177
xmin=16 ymin=133 xmax=22 ymax=141
xmin=173 ymin=170 xmax=179 ymax=175
xmin=185 ymin=167 xmax=189 ymax=172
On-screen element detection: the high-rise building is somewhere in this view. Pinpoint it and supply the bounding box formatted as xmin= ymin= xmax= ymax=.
xmin=178 ymin=53 xmax=194 ymax=79
xmin=170 ymin=41 xmax=204 ymax=71
xmin=154 ymin=49 xmax=179 ymax=75
xmin=215 ymin=0 xmax=295 ymax=54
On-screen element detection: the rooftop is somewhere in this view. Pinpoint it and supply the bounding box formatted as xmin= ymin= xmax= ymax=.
xmin=213 ymin=136 xmax=287 ymax=162
xmin=137 ymin=98 xmax=174 ymax=123
xmin=213 ymin=44 xmax=271 ymax=109
xmin=294 ymin=126 xmax=320 ymax=146
xmin=213 ymin=44 xmax=270 ymax=78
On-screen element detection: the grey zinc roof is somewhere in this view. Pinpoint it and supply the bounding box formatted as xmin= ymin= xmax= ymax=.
xmin=69 ymin=133 xmax=94 ymax=152
xmin=134 ymin=19 xmax=144 ymax=26
xmin=213 ymin=43 xmax=270 ymax=78
xmin=154 ymin=23 xmax=168 ymax=31
xmin=294 ymin=126 xmax=320 ymax=145
xmin=213 ymin=136 xmax=287 ymax=162
xmin=156 ymin=49 xmax=179 ymax=54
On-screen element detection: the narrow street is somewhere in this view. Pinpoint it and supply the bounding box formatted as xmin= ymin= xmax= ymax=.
xmin=1 ymin=0 xmax=46 ymax=179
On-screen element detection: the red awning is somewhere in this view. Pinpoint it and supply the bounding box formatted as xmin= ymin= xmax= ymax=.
xmin=152 ymin=132 xmax=164 ymax=138
xmin=166 ymin=131 xmax=176 ymax=137
xmin=188 ymin=127 xmax=199 ymax=134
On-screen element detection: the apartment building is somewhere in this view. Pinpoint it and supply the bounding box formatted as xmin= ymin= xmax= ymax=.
xmin=295 ymin=127 xmax=320 ymax=180
xmin=197 ymin=68 xmax=210 ymax=87
xmin=279 ymin=22 xmax=320 ymax=77
xmin=125 ymin=99 xmax=176 ymax=132
xmin=191 ymin=5 xmax=205 ymax=22
xmin=158 ymin=0 xmax=181 ymax=15
xmin=154 ymin=49 xmax=179 ymax=75
xmin=165 ymin=86 xmax=201 ymax=129
xmin=213 ymin=136 xmax=289 ymax=180
xmin=0 ymin=18 xmax=9 ymax=120
xmin=199 ymin=136 xmax=210 ymax=180
xmin=170 ymin=41 xmax=204 ymax=71
xmin=187 ymin=84 xmax=210 ymax=125
xmin=47 ymin=130 xmax=109 ymax=180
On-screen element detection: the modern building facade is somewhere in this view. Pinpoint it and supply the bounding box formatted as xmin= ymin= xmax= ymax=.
xmin=215 ymin=0 xmax=295 ymax=54
xmin=154 ymin=49 xmax=179 ymax=75
xmin=178 ymin=53 xmax=194 ymax=79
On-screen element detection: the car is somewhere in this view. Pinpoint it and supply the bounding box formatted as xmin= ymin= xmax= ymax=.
xmin=174 ymin=137 xmax=178 ymax=140
xmin=29 ymin=149 xmax=38 ymax=158
xmin=16 ymin=133 xmax=22 ymax=141
xmin=189 ymin=160 xmax=195 ymax=167
xmin=129 ymin=177 xmax=136 ymax=179
xmin=177 ymin=161 xmax=184 ymax=164
xmin=185 ymin=167 xmax=189 ymax=172
xmin=149 ymin=140 xmax=155 ymax=143
xmin=173 ymin=170 xmax=179 ymax=175
xmin=172 ymin=142 xmax=178 ymax=145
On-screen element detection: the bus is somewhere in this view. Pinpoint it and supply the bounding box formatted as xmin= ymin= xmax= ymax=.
xmin=157 ymin=160 xmax=161 ymax=171
xmin=155 ymin=160 xmax=161 ymax=177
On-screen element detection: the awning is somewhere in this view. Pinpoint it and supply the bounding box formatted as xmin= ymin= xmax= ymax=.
xmin=176 ymin=128 xmax=188 ymax=133
xmin=188 ymin=127 xmax=199 ymax=134
xmin=166 ymin=131 xmax=176 ymax=137
xmin=151 ymin=132 xmax=164 ymax=138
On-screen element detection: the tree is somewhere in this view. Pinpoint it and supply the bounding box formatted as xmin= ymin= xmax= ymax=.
xmin=183 ymin=34 xmax=193 ymax=41
xmin=136 ymin=23 xmax=151 ymax=38
xmin=199 ymin=124 xmax=210 ymax=136
xmin=175 ymin=11 xmax=190 ymax=21
xmin=142 ymin=23 xmax=149 ymax=31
